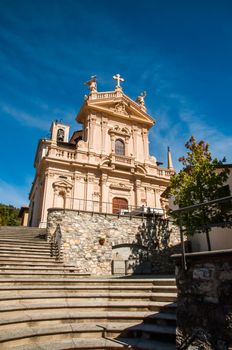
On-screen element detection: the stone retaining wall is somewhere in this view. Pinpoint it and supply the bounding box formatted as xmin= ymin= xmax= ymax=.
xmin=173 ymin=250 xmax=232 ymax=349
xmin=47 ymin=208 xmax=181 ymax=275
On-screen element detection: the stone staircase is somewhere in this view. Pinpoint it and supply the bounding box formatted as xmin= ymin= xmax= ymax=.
xmin=0 ymin=226 xmax=177 ymax=349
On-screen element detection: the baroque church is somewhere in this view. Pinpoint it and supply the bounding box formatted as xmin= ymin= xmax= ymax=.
xmin=29 ymin=75 xmax=174 ymax=228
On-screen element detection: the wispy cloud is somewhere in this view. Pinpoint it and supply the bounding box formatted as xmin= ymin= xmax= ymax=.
xmin=0 ymin=179 xmax=28 ymax=208
xmin=180 ymin=109 xmax=232 ymax=161
xmin=1 ymin=103 xmax=50 ymax=130
xmin=150 ymin=93 xmax=232 ymax=170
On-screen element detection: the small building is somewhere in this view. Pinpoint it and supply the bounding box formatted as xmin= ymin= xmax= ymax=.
xmin=28 ymin=75 xmax=174 ymax=227
xmin=18 ymin=206 xmax=29 ymax=226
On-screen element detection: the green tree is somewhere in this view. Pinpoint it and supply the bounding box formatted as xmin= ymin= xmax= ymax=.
xmin=0 ymin=204 xmax=21 ymax=226
xmin=169 ymin=136 xmax=231 ymax=250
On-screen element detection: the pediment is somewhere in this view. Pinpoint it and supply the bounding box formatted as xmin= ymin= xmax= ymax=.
xmin=77 ymin=92 xmax=155 ymax=127
xmin=52 ymin=180 xmax=73 ymax=189
xmin=108 ymin=125 xmax=131 ymax=137
xmin=109 ymin=182 xmax=131 ymax=191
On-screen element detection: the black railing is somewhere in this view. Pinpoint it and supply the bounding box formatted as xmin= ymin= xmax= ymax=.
xmin=54 ymin=197 xmax=164 ymax=216
xmin=96 ymin=325 xmax=131 ymax=348
xmin=171 ymin=195 xmax=232 ymax=270
xmin=50 ymin=224 xmax=62 ymax=260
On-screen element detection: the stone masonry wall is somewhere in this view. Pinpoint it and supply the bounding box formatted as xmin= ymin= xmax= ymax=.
xmin=47 ymin=209 xmax=181 ymax=275
xmin=173 ymin=250 xmax=232 ymax=349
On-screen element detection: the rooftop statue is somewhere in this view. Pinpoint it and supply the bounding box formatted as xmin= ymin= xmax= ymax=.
xmin=84 ymin=75 xmax=97 ymax=93
xmin=136 ymin=91 xmax=146 ymax=107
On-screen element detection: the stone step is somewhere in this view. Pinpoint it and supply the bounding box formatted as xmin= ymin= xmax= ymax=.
xmin=152 ymin=278 xmax=176 ymax=286
xmin=0 ymin=324 xmax=103 ymax=349
xmin=0 ymin=278 xmax=175 ymax=287
xmin=0 ymin=284 xmax=156 ymax=292
xmin=0 ymin=227 xmax=46 ymax=234
xmin=0 ymin=300 xmax=177 ymax=314
xmin=0 ymin=239 xmax=49 ymax=247
xmin=0 ymin=322 xmax=176 ymax=349
xmin=0 ymin=322 xmax=132 ymax=343
xmin=0 ymin=243 xmax=50 ymax=248
xmin=0 ymin=337 xmax=125 ymax=350
xmin=0 ymin=261 xmax=63 ymax=267
xmin=0 ymin=337 xmax=176 ymax=350
xmin=144 ymin=311 xmax=176 ymax=324
xmin=0 ymin=252 xmax=60 ymax=260
xmin=0 ymin=266 xmax=82 ymax=272
xmin=0 ymin=251 xmax=60 ymax=259
xmin=0 ymin=245 xmax=51 ymax=252
xmin=0 ymin=292 xmax=175 ymax=304
xmin=0 ymin=235 xmax=47 ymax=240
xmin=0 ymin=277 xmax=175 ymax=284
xmin=0 ymin=233 xmax=46 ymax=237
xmin=0 ymin=272 xmax=95 ymax=278
xmin=0 ymin=237 xmax=47 ymax=241
xmin=152 ymin=285 xmax=177 ymax=293
xmin=119 ymin=337 xmax=176 ymax=350
xmin=0 ymin=260 xmax=66 ymax=266
xmin=0 ymin=310 xmax=172 ymax=328
xmin=0 ymin=257 xmax=63 ymax=264
xmin=120 ymin=322 xmax=176 ymax=340
xmin=151 ymin=293 xmax=177 ymax=302
xmin=0 ymin=230 xmax=46 ymax=235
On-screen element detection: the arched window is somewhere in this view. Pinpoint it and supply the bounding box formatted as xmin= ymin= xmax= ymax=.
xmin=112 ymin=197 xmax=128 ymax=214
xmin=115 ymin=139 xmax=125 ymax=155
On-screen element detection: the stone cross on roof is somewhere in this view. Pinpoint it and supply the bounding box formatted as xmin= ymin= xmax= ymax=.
xmin=113 ymin=74 xmax=124 ymax=89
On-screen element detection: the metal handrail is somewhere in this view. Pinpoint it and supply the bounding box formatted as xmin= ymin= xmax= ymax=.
xmin=171 ymin=195 xmax=232 ymax=214
xmin=50 ymin=224 xmax=62 ymax=260
xmin=171 ymin=196 xmax=232 ymax=271
xmin=96 ymin=325 xmax=131 ymax=348
xmin=52 ymin=196 xmax=165 ymax=216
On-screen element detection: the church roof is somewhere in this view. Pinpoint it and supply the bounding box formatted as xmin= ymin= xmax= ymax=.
xmin=76 ymin=75 xmax=155 ymax=128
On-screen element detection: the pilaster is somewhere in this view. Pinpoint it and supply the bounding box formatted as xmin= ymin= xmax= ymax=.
xmin=101 ymin=117 xmax=108 ymax=153
xmin=100 ymin=174 xmax=108 ymax=212
xmin=134 ymin=179 xmax=142 ymax=207
xmin=88 ymin=114 xmax=97 ymax=151
xmin=142 ymin=128 xmax=149 ymax=160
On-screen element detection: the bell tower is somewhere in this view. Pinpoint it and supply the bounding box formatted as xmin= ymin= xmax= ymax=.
xmin=50 ymin=120 xmax=70 ymax=143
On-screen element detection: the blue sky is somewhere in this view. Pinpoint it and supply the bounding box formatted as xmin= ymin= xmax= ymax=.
xmin=0 ymin=0 xmax=232 ymax=207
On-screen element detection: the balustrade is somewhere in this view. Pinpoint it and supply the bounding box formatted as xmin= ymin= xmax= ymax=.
xmin=157 ymin=169 xmax=172 ymax=177
xmin=115 ymin=155 xmax=132 ymax=164
xmin=48 ymin=147 xmax=75 ymax=160
xmin=95 ymin=91 xmax=117 ymax=99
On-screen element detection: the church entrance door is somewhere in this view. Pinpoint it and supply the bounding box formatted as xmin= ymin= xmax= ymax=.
xmin=112 ymin=198 xmax=128 ymax=214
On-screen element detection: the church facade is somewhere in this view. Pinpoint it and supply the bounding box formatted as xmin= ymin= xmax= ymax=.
xmin=29 ymin=75 xmax=174 ymax=227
